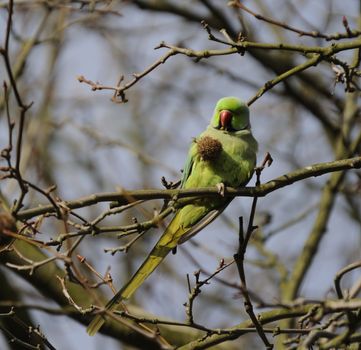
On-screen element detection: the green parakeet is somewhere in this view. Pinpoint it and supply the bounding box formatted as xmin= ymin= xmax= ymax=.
xmin=87 ymin=96 xmax=258 ymax=335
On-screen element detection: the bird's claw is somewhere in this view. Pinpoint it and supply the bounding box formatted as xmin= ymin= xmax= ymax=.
xmin=216 ymin=183 xmax=225 ymax=197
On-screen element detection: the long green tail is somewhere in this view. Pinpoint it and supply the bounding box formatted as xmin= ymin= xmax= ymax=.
xmin=87 ymin=214 xmax=185 ymax=336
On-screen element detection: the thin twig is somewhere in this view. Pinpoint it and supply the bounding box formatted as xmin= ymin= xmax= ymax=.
xmin=229 ymin=1 xmax=361 ymax=41
xmin=233 ymin=153 xmax=274 ymax=349
xmin=184 ymin=260 xmax=233 ymax=324
xmin=0 ymin=0 xmax=34 ymax=214
xmin=56 ymin=276 xmax=93 ymax=314
xmin=334 ymin=260 xmax=361 ymax=299
xmin=78 ymin=33 xmax=361 ymax=103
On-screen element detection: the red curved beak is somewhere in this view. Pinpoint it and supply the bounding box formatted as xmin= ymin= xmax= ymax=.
xmin=220 ymin=110 xmax=233 ymax=129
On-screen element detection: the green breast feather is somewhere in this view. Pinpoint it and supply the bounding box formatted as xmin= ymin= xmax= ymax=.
xmin=184 ymin=126 xmax=258 ymax=189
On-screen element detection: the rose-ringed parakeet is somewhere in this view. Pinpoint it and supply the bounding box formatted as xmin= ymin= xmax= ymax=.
xmin=87 ymin=96 xmax=258 ymax=335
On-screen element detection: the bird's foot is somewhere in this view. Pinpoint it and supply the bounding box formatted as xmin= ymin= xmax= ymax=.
xmin=216 ymin=183 xmax=226 ymax=197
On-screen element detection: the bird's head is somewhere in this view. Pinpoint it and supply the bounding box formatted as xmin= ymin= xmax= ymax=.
xmin=210 ymin=97 xmax=250 ymax=132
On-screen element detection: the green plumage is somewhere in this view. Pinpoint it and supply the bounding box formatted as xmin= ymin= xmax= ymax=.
xmin=87 ymin=96 xmax=258 ymax=336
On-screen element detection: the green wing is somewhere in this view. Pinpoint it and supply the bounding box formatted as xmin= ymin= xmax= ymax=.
xmin=180 ymin=140 xmax=197 ymax=188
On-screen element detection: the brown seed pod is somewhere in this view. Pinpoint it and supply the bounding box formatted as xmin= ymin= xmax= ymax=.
xmin=196 ymin=136 xmax=222 ymax=161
